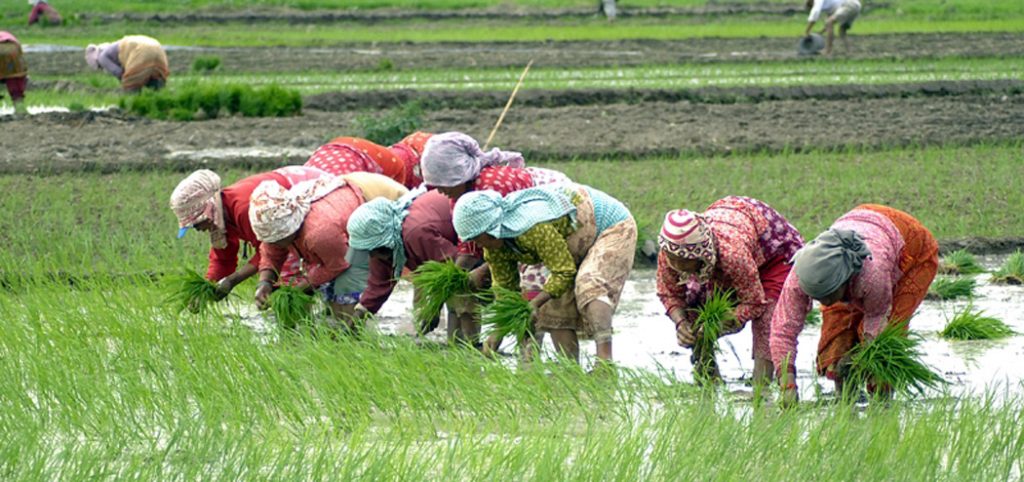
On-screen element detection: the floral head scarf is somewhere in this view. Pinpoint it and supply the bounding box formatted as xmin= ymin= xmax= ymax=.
xmin=169 ymin=169 xmax=228 ymax=249
xmin=658 ymin=209 xmax=718 ymax=283
xmin=420 ymin=132 xmax=525 ymax=188
xmin=453 ymin=184 xmax=577 ymax=241
xmin=248 ymin=176 xmax=348 ymax=243
xmin=347 ymin=187 xmax=426 ymax=279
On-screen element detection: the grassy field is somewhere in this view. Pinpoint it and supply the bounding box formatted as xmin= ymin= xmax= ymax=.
xmin=1 ymin=143 xmax=1019 ymax=284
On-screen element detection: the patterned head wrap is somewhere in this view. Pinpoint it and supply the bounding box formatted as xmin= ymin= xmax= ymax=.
xmin=420 ymin=132 xmax=525 ymax=188
xmin=169 ymin=169 xmax=228 ymax=249
xmin=248 ymin=176 xmax=348 ymax=243
xmin=453 ymin=184 xmax=577 ymax=241
xmin=347 ymin=187 xmax=426 ymax=279
xmin=84 ymin=43 xmax=110 ymax=70
xmin=793 ymin=228 xmax=872 ymax=299
xmin=658 ymin=209 xmax=718 ymax=283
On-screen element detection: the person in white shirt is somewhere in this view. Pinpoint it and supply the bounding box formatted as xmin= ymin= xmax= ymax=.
xmin=805 ymin=0 xmax=862 ymax=55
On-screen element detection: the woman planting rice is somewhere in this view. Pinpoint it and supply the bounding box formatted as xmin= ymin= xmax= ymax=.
xmin=770 ymin=204 xmax=938 ymax=402
xmin=249 ymin=173 xmax=408 ymax=327
xmin=804 ymin=0 xmax=861 ymax=55
xmin=452 ymin=183 xmax=637 ymax=365
xmin=346 ymin=190 xmax=475 ymax=340
xmin=305 ymin=132 xmax=434 ymax=190
xmin=0 ymin=32 xmax=27 ymax=114
xmin=27 ymin=0 xmax=62 ymax=26
xmin=656 ymin=196 xmax=804 ymax=383
xmin=85 ymin=35 xmax=169 ymax=92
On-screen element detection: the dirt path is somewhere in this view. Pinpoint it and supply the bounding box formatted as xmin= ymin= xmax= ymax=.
xmin=23 ymin=32 xmax=1024 ymax=75
xmin=2 ymin=92 xmax=1021 ymax=173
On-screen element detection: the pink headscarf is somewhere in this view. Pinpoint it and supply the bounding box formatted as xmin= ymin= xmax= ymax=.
xmin=169 ymin=170 xmax=228 ymax=249
xmin=659 ymin=209 xmax=718 ymax=283
xmin=420 ymin=132 xmax=525 ymax=187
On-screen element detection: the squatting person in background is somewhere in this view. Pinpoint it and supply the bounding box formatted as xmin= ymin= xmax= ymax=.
xmin=0 ymin=31 xmax=28 ymax=114
xmin=770 ymin=204 xmax=938 ymax=404
xmin=420 ymin=131 xmax=572 ymax=349
xmin=27 ymin=0 xmax=62 ymax=26
xmin=805 ymin=0 xmax=861 ymax=55
xmin=306 ymin=131 xmax=434 ymax=190
xmin=85 ymin=35 xmax=169 ymax=92
xmin=452 ymin=183 xmax=637 ymax=367
xmin=656 ymin=196 xmax=804 ymax=383
xmin=248 ymin=173 xmax=408 ymax=329
xmin=347 ymin=189 xmax=478 ymax=343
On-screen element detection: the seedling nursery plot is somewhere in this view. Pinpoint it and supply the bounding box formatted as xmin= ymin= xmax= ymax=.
xmin=3 ymin=0 xmax=1024 ymax=478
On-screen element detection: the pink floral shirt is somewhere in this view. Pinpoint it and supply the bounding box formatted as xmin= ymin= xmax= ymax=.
xmin=769 ymin=209 xmax=905 ymax=371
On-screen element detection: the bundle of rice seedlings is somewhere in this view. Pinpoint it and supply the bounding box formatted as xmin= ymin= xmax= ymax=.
xmin=164 ymin=268 xmax=219 ymax=315
xmin=805 ymin=307 xmax=822 ymax=326
xmin=938 ymin=249 xmax=985 ymax=276
xmin=991 ymin=251 xmax=1024 ymax=285
xmin=689 ymin=287 xmax=736 ymax=383
xmin=927 ymin=276 xmax=977 ymax=300
xmin=940 ymin=305 xmax=1015 ymax=340
xmin=269 ymin=285 xmax=317 ymax=330
xmin=846 ymin=321 xmax=944 ymax=398
xmin=478 ymin=287 xmax=533 ymax=343
xmin=411 ymin=260 xmax=470 ymax=331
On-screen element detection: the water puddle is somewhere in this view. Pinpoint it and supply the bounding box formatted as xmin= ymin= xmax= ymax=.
xmin=166 ymin=147 xmax=312 ymax=162
xmin=0 ymin=105 xmax=114 ymax=116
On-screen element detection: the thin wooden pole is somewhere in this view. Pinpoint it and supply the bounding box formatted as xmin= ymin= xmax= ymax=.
xmin=483 ymin=60 xmax=534 ymax=150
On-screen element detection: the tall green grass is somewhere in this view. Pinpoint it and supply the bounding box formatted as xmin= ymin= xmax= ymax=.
xmin=690 ymin=287 xmax=735 ymax=383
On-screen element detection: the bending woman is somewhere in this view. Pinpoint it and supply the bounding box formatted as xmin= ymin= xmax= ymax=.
xmin=0 ymin=32 xmax=27 ymax=113
xmin=452 ymin=183 xmax=637 ymax=365
xmin=657 ymin=196 xmax=804 ymax=383
xmin=85 ymin=35 xmax=169 ymax=92
xmin=305 ymin=132 xmax=434 ymax=190
xmin=770 ymin=204 xmax=938 ymax=402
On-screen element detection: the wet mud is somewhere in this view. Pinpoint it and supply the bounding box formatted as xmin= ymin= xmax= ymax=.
xmin=23 ymin=32 xmax=1024 ymax=75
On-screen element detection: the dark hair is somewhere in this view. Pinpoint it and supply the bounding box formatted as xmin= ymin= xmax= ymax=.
xmin=805 ymin=0 xmax=814 ymax=11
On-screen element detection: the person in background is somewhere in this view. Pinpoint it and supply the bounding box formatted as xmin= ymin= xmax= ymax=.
xmin=453 ymin=183 xmax=637 ymax=367
xmin=656 ymin=196 xmax=804 ymax=383
xmin=805 ymin=0 xmax=862 ymax=55
xmin=249 ymin=173 xmax=408 ymax=328
xmin=28 ymin=0 xmax=62 ymax=26
xmin=0 ymin=31 xmax=28 ymax=114
xmin=85 ymin=35 xmax=169 ymax=92
xmin=770 ymin=204 xmax=938 ymax=404
xmin=347 ymin=189 xmax=475 ymax=343
xmin=305 ymin=132 xmax=434 ymax=190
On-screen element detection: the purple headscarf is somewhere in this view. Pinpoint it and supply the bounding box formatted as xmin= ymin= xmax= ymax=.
xmin=420 ymin=132 xmax=525 ymax=188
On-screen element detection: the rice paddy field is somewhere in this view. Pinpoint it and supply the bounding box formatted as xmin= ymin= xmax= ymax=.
xmin=3 ymin=0 xmax=1024 ymax=479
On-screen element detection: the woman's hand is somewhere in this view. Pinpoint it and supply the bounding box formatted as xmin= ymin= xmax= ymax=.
xmin=254 ymin=281 xmax=274 ymax=309
xmin=670 ymin=308 xmax=697 ymax=347
xmin=468 ymin=264 xmax=491 ymax=291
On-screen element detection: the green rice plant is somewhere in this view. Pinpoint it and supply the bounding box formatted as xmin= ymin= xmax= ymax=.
xmin=120 ymin=83 xmax=301 ymax=121
xmin=938 ymin=249 xmax=985 ymax=275
xmin=191 ymin=55 xmax=222 ymax=74
xmin=805 ymin=307 xmax=821 ymax=326
xmin=410 ymin=260 xmax=469 ymax=332
xmin=928 ymin=276 xmax=977 ymax=300
xmin=846 ymin=321 xmax=945 ymax=398
xmin=941 ymin=305 xmax=1015 ymax=340
xmin=163 ymin=268 xmax=219 ymax=315
xmin=355 ymin=100 xmax=423 ymax=145
xmin=477 ymin=287 xmax=533 ymax=342
xmin=268 ymin=285 xmax=317 ymax=330
xmin=991 ymin=250 xmax=1024 ymax=285
xmin=689 ymin=287 xmax=736 ymax=383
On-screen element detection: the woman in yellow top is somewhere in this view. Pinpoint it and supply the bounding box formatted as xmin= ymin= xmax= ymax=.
xmin=85 ymin=35 xmax=169 ymax=92
xmin=452 ymin=183 xmax=637 ymax=365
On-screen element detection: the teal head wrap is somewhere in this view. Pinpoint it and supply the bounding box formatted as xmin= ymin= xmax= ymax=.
xmin=347 ymin=187 xmax=425 ymax=279
xmin=452 ymin=184 xmax=578 ymax=241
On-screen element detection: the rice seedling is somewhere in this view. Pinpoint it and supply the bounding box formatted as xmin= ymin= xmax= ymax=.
xmin=355 ymin=100 xmax=423 ymax=145
xmin=805 ymin=307 xmax=821 ymax=326
xmin=268 ymin=285 xmax=317 ymax=330
xmin=938 ymin=249 xmax=986 ymax=275
xmin=477 ymin=287 xmax=533 ymax=343
xmin=410 ymin=260 xmax=469 ymax=333
xmin=940 ymin=305 xmax=1015 ymax=340
xmin=991 ymin=250 xmax=1024 ymax=285
xmin=689 ymin=287 xmax=736 ymax=383
xmin=846 ymin=321 xmax=945 ymax=398
xmin=163 ymin=268 xmax=220 ymax=315
xmin=927 ymin=276 xmax=977 ymax=300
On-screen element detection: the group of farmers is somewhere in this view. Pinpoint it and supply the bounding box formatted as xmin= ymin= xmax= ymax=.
xmin=169 ymin=129 xmax=936 ymax=402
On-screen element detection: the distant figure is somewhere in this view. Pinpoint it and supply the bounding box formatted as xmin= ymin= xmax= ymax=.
xmin=28 ymin=0 xmax=62 ymax=26
xmin=0 ymin=31 xmax=28 ymax=114
xmin=85 ymin=35 xmax=169 ymax=92
xmin=804 ymin=0 xmax=861 ymax=55
xmin=600 ymin=0 xmax=617 ymax=21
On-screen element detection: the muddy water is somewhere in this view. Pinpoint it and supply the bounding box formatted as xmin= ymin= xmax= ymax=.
xmin=352 ymin=254 xmax=1024 ymax=399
